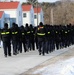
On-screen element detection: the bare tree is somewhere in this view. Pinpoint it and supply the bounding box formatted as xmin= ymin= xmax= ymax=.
xmin=22 ymin=1 xmax=74 ymax=25
xmin=26 ymin=0 xmax=38 ymax=7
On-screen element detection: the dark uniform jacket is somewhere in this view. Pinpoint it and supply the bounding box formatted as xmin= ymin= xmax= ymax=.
xmin=1 ymin=28 xmax=11 ymax=42
xmin=36 ymin=25 xmax=46 ymax=42
xmin=20 ymin=26 xmax=26 ymax=42
xmin=25 ymin=26 xmax=31 ymax=39
xmin=10 ymin=26 xmax=19 ymax=41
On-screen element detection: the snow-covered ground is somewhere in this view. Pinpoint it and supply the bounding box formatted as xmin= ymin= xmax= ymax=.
xmin=0 ymin=45 xmax=74 ymax=75
xmin=33 ymin=46 xmax=74 ymax=75
xmin=33 ymin=58 xmax=74 ymax=75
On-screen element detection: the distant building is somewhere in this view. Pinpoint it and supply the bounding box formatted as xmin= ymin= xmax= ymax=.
xmin=34 ymin=7 xmax=44 ymax=26
xmin=0 ymin=2 xmax=22 ymax=28
xmin=0 ymin=0 xmax=20 ymax=2
xmin=22 ymin=4 xmax=34 ymax=26
xmin=0 ymin=11 xmax=5 ymax=28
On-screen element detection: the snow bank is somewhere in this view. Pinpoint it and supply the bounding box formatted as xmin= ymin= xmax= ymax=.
xmin=33 ymin=58 xmax=74 ymax=75
xmin=61 ymin=58 xmax=74 ymax=75
xmin=61 ymin=65 xmax=74 ymax=75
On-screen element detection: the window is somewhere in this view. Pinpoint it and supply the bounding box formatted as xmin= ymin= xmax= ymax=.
xmin=23 ymin=13 xmax=27 ymax=17
xmin=34 ymin=15 xmax=37 ymax=19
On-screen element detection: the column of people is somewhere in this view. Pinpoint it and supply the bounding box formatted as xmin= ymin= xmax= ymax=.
xmin=0 ymin=22 xmax=74 ymax=57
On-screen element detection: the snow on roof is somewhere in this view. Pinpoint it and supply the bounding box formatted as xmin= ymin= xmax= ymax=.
xmin=22 ymin=5 xmax=32 ymax=11
xmin=0 ymin=2 xmax=19 ymax=9
xmin=34 ymin=7 xmax=42 ymax=13
xmin=0 ymin=11 xmax=4 ymax=18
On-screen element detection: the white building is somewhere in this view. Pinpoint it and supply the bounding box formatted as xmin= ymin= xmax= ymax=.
xmin=34 ymin=7 xmax=44 ymax=26
xmin=0 ymin=11 xmax=5 ymax=28
xmin=22 ymin=5 xmax=34 ymax=27
xmin=0 ymin=2 xmax=22 ymax=27
xmin=0 ymin=0 xmax=20 ymax=2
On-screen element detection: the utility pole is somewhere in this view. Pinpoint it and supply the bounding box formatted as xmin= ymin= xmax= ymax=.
xmin=51 ymin=8 xmax=54 ymax=25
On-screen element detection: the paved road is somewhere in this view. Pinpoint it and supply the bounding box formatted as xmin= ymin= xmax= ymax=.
xmin=0 ymin=46 xmax=73 ymax=75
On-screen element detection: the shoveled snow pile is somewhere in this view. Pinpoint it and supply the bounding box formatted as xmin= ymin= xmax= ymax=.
xmin=33 ymin=58 xmax=74 ymax=75
xmin=61 ymin=58 xmax=74 ymax=75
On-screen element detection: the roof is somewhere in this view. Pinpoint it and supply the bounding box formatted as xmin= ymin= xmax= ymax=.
xmin=22 ymin=5 xmax=32 ymax=11
xmin=0 ymin=11 xmax=4 ymax=18
xmin=0 ymin=2 xmax=19 ymax=9
xmin=34 ymin=7 xmax=42 ymax=13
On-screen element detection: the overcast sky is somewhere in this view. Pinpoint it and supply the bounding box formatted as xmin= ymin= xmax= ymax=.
xmin=20 ymin=0 xmax=59 ymax=3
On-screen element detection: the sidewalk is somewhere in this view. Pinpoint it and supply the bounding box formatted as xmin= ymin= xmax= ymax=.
xmin=0 ymin=46 xmax=73 ymax=75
